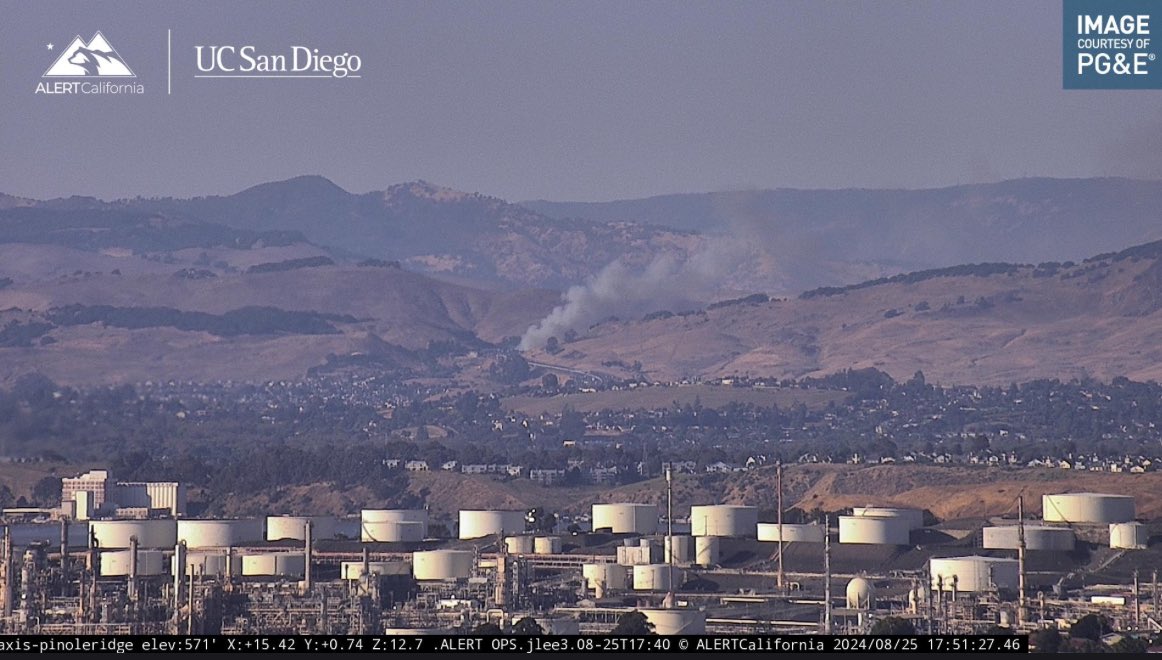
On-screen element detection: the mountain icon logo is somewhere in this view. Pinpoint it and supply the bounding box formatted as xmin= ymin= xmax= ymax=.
xmin=43 ymin=32 xmax=135 ymax=77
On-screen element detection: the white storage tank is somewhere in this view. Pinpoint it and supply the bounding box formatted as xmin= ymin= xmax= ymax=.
xmin=982 ymin=525 xmax=1074 ymax=551
xmin=178 ymin=519 xmax=264 ymax=548
xmin=266 ymin=516 xmax=338 ymax=541
xmin=361 ymin=520 xmax=425 ymax=543
xmin=591 ymin=503 xmax=658 ymax=535
xmin=929 ymin=556 xmax=1019 ymax=593
xmin=664 ymin=536 xmax=693 ymax=564
xmin=412 ymin=550 xmax=474 ymax=580
xmin=757 ymin=523 xmax=826 ymax=543
xmin=99 ymin=549 xmax=167 ymax=576
xmin=340 ymin=561 xmax=411 ymax=580
xmin=641 ymin=608 xmax=706 ymax=634
xmin=694 ymin=536 xmax=720 ymax=567
xmin=1042 ymin=493 xmax=1135 ymax=524
xmin=533 ymin=536 xmax=562 ymax=554
xmin=582 ymin=563 xmax=629 ymax=591
xmin=240 ymin=552 xmax=306 ymax=578
xmin=1110 ymin=522 xmax=1148 ymax=549
xmin=690 ymin=505 xmax=758 ymax=538
xmin=839 ymin=515 xmax=911 ymax=545
xmin=504 ymin=536 xmax=535 ymax=554
xmin=458 ymin=510 xmax=526 ymax=540
xmin=361 ymin=509 xmax=429 ymax=538
xmin=851 ymin=506 xmax=924 ymax=530
xmin=846 ymin=577 xmax=875 ymax=609
xmin=90 ymin=520 xmax=178 ymax=549
xmin=632 ymin=564 xmax=683 ymax=591
xmin=175 ymin=552 xmax=230 ymax=577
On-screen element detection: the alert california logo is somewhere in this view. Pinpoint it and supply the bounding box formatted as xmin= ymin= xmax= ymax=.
xmin=35 ymin=31 xmax=146 ymax=95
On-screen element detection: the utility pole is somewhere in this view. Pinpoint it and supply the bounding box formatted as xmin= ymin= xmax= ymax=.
xmin=776 ymin=462 xmax=784 ymax=591
xmin=823 ymin=514 xmax=832 ymax=634
xmin=1017 ymin=496 xmax=1026 ymax=627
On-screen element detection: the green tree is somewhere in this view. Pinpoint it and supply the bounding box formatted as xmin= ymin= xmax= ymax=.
xmin=31 ymin=476 xmax=61 ymax=507
xmin=473 ymin=622 xmax=503 ymax=635
xmin=610 ymin=611 xmax=655 ymax=635
xmin=869 ymin=616 xmax=915 ymax=635
xmin=1070 ymin=614 xmax=1112 ymax=642
xmin=1029 ymin=627 xmax=1062 ymax=654
xmin=512 ymin=617 xmax=544 ymax=635
xmin=1111 ymin=637 xmax=1148 ymax=654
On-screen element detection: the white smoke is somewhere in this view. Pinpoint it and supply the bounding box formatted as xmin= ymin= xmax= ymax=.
xmin=519 ymin=238 xmax=751 ymax=350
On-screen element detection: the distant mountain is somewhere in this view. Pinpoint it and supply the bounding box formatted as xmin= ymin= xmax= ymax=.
xmin=525 ymin=177 xmax=1162 ymax=292
xmin=126 ymin=178 xmax=701 ymax=290
xmin=521 ymin=239 xmax=1162 ymax=386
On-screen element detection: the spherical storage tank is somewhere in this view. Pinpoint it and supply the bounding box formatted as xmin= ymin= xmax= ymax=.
xmin=757 ymin=523 xmax=825 ymax=543
xmin=591 ymin=504 xmax=658 ymax=535
xmin=99 ymin=550 xmax=167 ymax=576
xmin=266 ymin=516 xmax=338 ymax=541
xmin=412 ymin=550 xmax=473 ymax=580
xmin=845 ymin=577 xmax=875 ymax=609
xmin=690 ymin=505 xmax=758 ymax=538
xmin=632 ymin=564 xmax=684 ymax=591
xmin=361 ymin=509 xmax=428 ymax=542
xmin=839 ymin=515 xmax=911 ymax=545
xmin=1110 ymin=522 xmax=1148 ymax=549
xmin=851 ymin=507 xmax=924 ymax=530
xmin=178 ymin=519 xmax=264 ymax=548
xmin=1042 ymin=493 xmax=1135 ymax=524
xmin=982 ymin=525 xmax=1074 ymax=551
xmin=240 ymin=552 xmax=306 ymax=578
xmin=583 ymin=563 xmax=628 ymax=592
xmin=458 ymin=510 xmax=525 ymax=540
xmin=90 ymin=520 xmax=177 ymax=549
xmin=929 ymin=556 xmax=1018 ymax=593
xmin=641 ymin=609 xmax=706 ymax=635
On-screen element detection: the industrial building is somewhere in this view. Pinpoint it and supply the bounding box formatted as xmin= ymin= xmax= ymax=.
xmin=60 ymin=470 xmax=186 ymax=519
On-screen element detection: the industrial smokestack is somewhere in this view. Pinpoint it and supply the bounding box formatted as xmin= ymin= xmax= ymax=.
xmin=304 ymin=520 xmax=313 ymax=591
xmin=128 ymin=535 xmax=139 ymax=602
xmin=59 ymin=518 xmax=69 ymax=585
xmin=1 ymin=526 xmax=10 ymax=618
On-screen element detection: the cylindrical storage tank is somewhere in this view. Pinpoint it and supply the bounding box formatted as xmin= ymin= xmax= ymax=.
xmin=689 ymin=505 xmax=758 ymax=538
xmin=361 ymin=510 xmax=429 ymax=538
xmin=412 ymin=549 xmax=473 ymax=580
xmin=90 ymin=520 xmax=178 ymax=549
xmin=100 ymin=549 xmax=167 ymax=576
xmin=175 ymin=552 xmax=230 ymax=577
xmin=694 ymin=536 xmax=719 ymax=567
xmin=641 ymin=609 xmax=706 ymax=635
xmin=240 ymin=552 xmax=306 ymax=578
xmin=533 ymin=536 xmax=562 ymax=554
xmin=664 ymin=536 xmax=693 ymax=564
xmin=583 ymin=563 xmax=628 ymax=591
xmin=632 ymin=564 xmax=683 ymax=591
xmin=929 ymin=556 xmax=1019 ymax=593
xmin=361 ymin=521 xmax=425 ymax=543
xmin=851 ymin=507 xmax=924 ymax=530
xmin=1110 ymin=522 xmax=1148 ymax=549
xmin=839 ymin=516 xmax=911 ymax=545
xmin=845 ymin=577 xmax=875 ymax=609
xmin=266 ymin=516 xmax=338 ymax=541
xmin=591 ymin=504 xmax=658 ymax=535
xmin=177 ymin=519 xmax=264 ymax=548
xmin=458 ymin=510 xmax=525 ymax=540
xmin=757 ymin=523 xmax=826 ymax=543
xmin=504 ymin=536 xmax=535 ymax=554
xmin=340 ymin=561 xmax=411 ymax=580
xmin=982 ymin=525 xmax=1074 ymax=551
xmin=1042 ymin=493 xmax=1135 ymax=524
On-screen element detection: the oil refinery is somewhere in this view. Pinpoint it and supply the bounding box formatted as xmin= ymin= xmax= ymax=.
xmin=0 ymin=467 xmax=1158 ymax=638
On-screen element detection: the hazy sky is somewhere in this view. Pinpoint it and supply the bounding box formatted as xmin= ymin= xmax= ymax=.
xmin=2 ymin=0 xmax=1160 ymax=202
